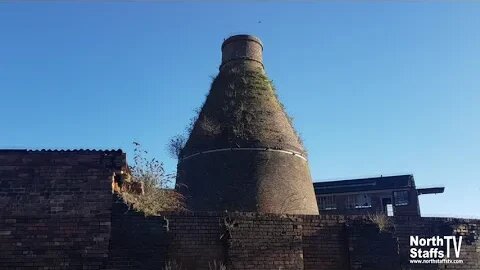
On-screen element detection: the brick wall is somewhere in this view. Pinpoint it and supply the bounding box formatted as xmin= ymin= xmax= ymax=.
xmin=166 ymin=212 xmax=226 ymax=270
xmin=1 ymin=150 xmax=479 ymax=269
xmin=106 ymin=200 xmax=226 ymax=270
xmin=224 ymin=213 xmax=303 ymax=270
xmin=302 ymin=215 xmax=350 ymax=270
xmin=346 ymin=218 xmax=400 ymax=270
xmin=103 ymin=209 xmax=480 ymax=270
xmin=394 ymin=216 xmax=480 ymax=270
xmin=105 ymin=198 xmax=169 ymax=269
xmin=0 ymin=150 xmax=124 ymax=270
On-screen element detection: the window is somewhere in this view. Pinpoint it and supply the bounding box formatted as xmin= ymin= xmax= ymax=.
xmin=386 ymin=204 xmax=394 ymax=216
xmin=319 ymin=195 xmax=336 ymax=210
xmin=394 ymin=191 xmax=409 ymax=206
xmin=346 ymin=193 xmax=372 ymax=209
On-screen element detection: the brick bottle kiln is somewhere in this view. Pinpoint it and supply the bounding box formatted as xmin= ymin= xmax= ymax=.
xmin=176 ymin=35 xmax=319 ymax=215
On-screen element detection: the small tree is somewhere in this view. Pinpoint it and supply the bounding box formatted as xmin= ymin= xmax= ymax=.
xmin=117 ymin=142 xmax=186 ymax=216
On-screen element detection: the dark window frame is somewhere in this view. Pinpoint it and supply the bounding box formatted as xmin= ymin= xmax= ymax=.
xmin=319 ymin=195 xmax=337 ymax=210
xmin=345 ymin=193 xmax=372 ymax=209
xmin=394 ymin=190 xmax=409 ymax=206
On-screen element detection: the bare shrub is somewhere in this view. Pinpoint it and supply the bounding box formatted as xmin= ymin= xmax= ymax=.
xmin=168 ymin=135 xmax=186 ymax=159
xmin=160 ymin=260 xmax=226 ymax=270
xmin=186 ymin=107 xmax=201 ymax=134
xmin=116 ymin=142 xmax=186 ymax=216
xmin=208 ymin=260 xmax=227 ymax=270
xmin=162 ymin=261 xmax=183 ymax=270
xmin=368 ymin=212 xmax=392 ymax=232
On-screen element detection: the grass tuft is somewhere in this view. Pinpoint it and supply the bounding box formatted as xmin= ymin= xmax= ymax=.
xmin=115 ymin=143 xmax=186 ymax=216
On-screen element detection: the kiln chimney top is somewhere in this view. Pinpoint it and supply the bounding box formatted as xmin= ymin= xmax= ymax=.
xmin=220 ymin=34 xmax=264 ymax=71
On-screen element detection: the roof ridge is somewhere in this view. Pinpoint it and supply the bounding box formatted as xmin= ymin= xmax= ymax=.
xmin=314 ymin=174 xmax=413 ymax=183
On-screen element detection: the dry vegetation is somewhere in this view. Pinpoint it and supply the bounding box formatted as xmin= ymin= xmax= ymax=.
xmin=180 ymin=67 xmax=306 ymax=156
xmin=167 ymin=135 xmax=186 ymax=159
xmin=208 ymin=260 xmax=227 ymax=270
xmin=367 ymin=212 xmax=392 ymax=232
xmin=161 ymin=260 xmax=227 ymax=270
xmin=162 ymin=261 xmax=183 ymax=270
xmin=116 ymin=143 xmax=186 ymax=216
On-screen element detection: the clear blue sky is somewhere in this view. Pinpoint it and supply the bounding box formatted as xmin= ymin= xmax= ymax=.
xmin=1 ymin=2 xmax=479 ymax=218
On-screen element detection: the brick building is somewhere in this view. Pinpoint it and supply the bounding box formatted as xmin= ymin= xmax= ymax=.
xmin=176 ymin=35 xmax=319 ymax=215
xmin=314 ymin=174 xmax=444 ymax=217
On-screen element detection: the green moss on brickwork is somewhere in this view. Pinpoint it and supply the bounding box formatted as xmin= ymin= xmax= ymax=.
xmin=182 ymin=67 xmax=306 ymax=156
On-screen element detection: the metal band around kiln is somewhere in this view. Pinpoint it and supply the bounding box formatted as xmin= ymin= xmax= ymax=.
xmin=180 ymin=147 xmax=307 ymax=162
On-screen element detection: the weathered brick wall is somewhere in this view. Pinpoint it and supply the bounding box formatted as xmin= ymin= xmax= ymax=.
xmin=105 ymin=198 xmax=169 ymax=270
xmin=104 ymin=203 xmax=475 ymax=270
xmin=224 ymin=213 xmax=304 ymax=270
xmin=0 ymin=150 xmax=124 ymax=270
xmin=0 ymin=216 xmax=112 ymax=269
xmin=341 ymin=216 xmax=480 ymax=270
xmin=106 ymin=212 xmax=351 ymax=270
xmin=166 ymin=212 xmax=226 ymax=270
xmin=346 ymin=218 xmax=400 ymax=270
xmin=394 ymin=216 xmax=480 ymax=270
xmin=1 ymin=150 xmax=479 ymax=269
xmin=106 ymin=202 xmax=226 ymax=270
xmin=302 ymin=215 xmax=349 ymax=270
